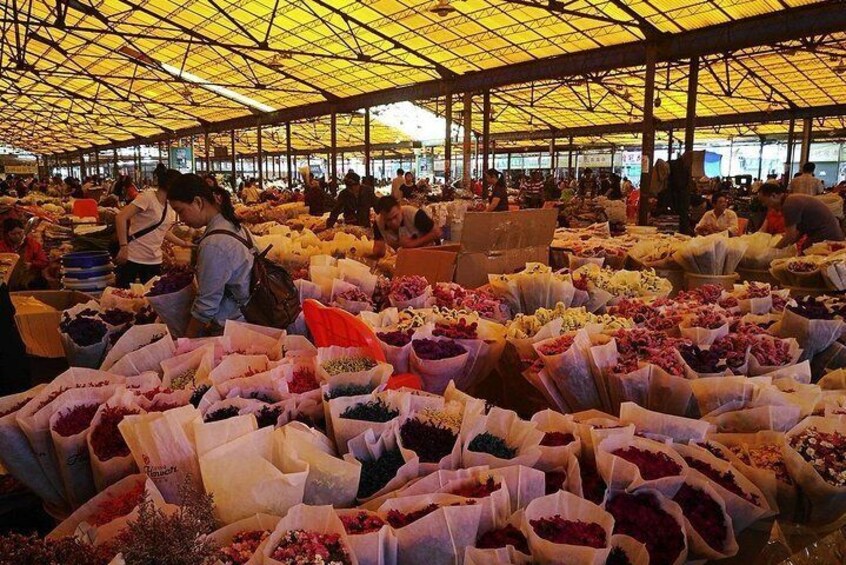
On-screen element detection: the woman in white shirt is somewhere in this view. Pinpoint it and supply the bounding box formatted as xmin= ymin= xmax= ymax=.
xmin=115 ymin=169 xmax=194 ymax=287
xmin=695 ymin=192 xmax=740 ymax=236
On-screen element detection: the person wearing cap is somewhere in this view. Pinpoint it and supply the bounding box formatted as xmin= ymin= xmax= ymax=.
xmin=372 ymin=195 xmax=440 ymax=258
xmin=326 ymin=171 xmax=378 ymax=229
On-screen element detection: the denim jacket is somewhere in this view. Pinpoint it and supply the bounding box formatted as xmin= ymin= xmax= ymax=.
xmin=192 ymin=214 xmax=254 ymax=325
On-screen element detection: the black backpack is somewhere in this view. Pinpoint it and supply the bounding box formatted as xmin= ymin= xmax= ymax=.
xmin=202 ymin=229 xmax=301 ymax=329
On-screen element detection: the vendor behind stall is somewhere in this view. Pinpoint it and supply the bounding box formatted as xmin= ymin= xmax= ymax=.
xmin=372 ymin=196 xmax=441 ymax=258
xmin=758 ymin=184 xmax=844 ymax=248
xmin=168 ymin=173 xmax=255 ymax=337
xmin=484 ymin=168 xmax=509 ymax=212
xmin=695 ymin=192 xmax=739 ymax=236
xmin=0 ymin=218 xmax=48 ymax=289
xmin=326 ymin=172 xmax=377 ymax=228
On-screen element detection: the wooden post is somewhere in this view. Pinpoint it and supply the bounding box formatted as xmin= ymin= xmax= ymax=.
xmin=204 ymin=131 xmax=211 ymax=173
xmin=785 ymin=117 xmax=796 ymax=180
xmin=444 ymin=94 xmax=452 ymax=184
xmin=230 ymin=130 xmax=237 ymax=186
xmin=568 ymin=136 xmax=574 ymax=180
xmin=757 ymin=138 xmax=765 ymax=180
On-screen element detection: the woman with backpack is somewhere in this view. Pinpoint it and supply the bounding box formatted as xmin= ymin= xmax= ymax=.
xmin=167 ymin=173 xmax=255 ymax=337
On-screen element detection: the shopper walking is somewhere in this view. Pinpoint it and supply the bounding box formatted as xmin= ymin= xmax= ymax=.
xmin=789 ymin=162 xmax=823 ymax=196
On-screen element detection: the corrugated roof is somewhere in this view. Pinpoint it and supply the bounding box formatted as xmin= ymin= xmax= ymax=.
xmin=0 ymin=0 xmax=840 ymax=153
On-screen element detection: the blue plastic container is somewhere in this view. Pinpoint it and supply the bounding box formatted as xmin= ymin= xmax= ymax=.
xmin=60 ymin=251 xmax=111 ymax=269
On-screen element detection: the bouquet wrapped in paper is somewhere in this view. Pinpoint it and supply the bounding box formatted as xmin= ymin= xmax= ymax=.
xmin=521 ymin=490 xmax=614 ymax=565
xmin=328 ymin=390 xmax=411 ymax=455
xmin=595 ymin=434 xmax=688 ymax=497
xmin=618 ymin=402 xmax=713 ymax=443
xmin=199 ymin=425 xmax=307 ymax=524
xmin=673 ymin=233 xmax=746 ymax=275
xmin=48 ymin=474 xmax=168 ymax=547
xmin=777 ymin=297 xmax=846 ymax=360
xmin=737 ymin=232 xmax=794 ymax=270
xmin=344 ymin=426 xmax=419 ymax=506
xmin=144 ymin=268 xmax=196 ymax=338
xmin=672 ymin=441 xmax=775 ymax=532
xmin=336 ymin=509 xmax=397 ymax=565
xmin=223 ymin=320 xmax=286 ymax=360
xmin=603 ymin=489 xmax=688 ymax=565
xmin=101 ymin=324 xmax=174 ymax=376
xmin=276 ymin=422 xmax=362 ymax=508
xmin=87 ymin=387 xmax=145 ymax=492
xmin=462 ymin=407 xmax=543 ymax=470
xmin=532 ymin=330 xmax=601 ymax=412
xmin=16 ymin=369 xmax=121 ymax=506
xmin=770 ymin=256 xmax=828 ymax=289
xmin=261 ymin=503 xmax=358 ymax=565
xmin=783 ymin=416 xmax=846 ymax=524
xmin=59 ymin=302 xmax=110 ymax=368
xmin=209 ymin=512 xmax=281 ymax=565
xmin=530 ymin=410 xmax=581 ymax=471
xmin=377 ymin=492 xmax=482 ymax=565
xmin=118 ymin=404 xmax=203 ymax=503
xmin=671 ymin=476 xmax=739 ymax=560
xmin=0 ymin=384 xmax=66 ymax=508
xmin=706 ymin=431 xmax=797 ymax=520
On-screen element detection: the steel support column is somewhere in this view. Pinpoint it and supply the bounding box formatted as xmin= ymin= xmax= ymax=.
xmin=94 ymin=151 xmax=100 ymax=177
xmin=482 ymin=90 xmax=491 ymax=198
xmin=684 ymin=57 xmax=699 ymax=153
xmin=667 ymin=129 xmax=673 ymax=161
xmin=330 ymin=112 xmax=338 ymax=182
xmin=364 ymin=108 xmax=371 ymax=178
xmin=79 ymin=153 xmax=86 ymax=179
xmin=549 ymin=135 xmax=556 ymax=176
xmin=113 ymin=149 xmax=119 ymax=179
xmin=230 ymin=130 xmax=237 ymax=186
xmin=257 ymin=124 xmax=263 ymax=188
xmin=204 ymin=132 xmax=210 ymax=173
xmin=757 ymin=138 xmax=765 ymax=180
xmin=286 ymin=122 xmax=293 ymax=185
xmin=800 ymin=117 xmax=812 ymax=167
xmin=444 ymin=94 xmax=452 ymax=184
xmin=568 ymin=136 xmax=574 ymax=180
xmin=785 ymin=117 xmax=796 ymax=179
xmin=462 ymin=92 xmax=472 ymax=189
xmin=381 ymin=150 xmax=386 ymax=181
xmin=638 ymin=43 xmax=658 ymax=226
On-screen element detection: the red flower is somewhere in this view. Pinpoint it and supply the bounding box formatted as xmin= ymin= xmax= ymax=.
xmin=530 ymin=516 xmax=606 ymax=548
xmin=673 ymin=483 xmax=727 ymax=552
xmin=288 ymin=368 xmax=319 ymax=394
xmin=611 ymin=447 xmax=682 ymax=480
xmin=541 ymin=432 xmax=576 ymax=447
xmin=340 ymin=512 xmax=386 ymax=535
xmin=606 ymin=492 xmax=685 ymax=565
xmin=52 ymin=404 xmax=99 ymax=437
xmin=683 ymin=456 xmax=759 ymax=505
xmin=91 ymin=482 xmax=145 ymax=526
xmin=476 ymin=524 xmax=529 ymax=554
xmin=545 ymin=471 xmax=568 ymax=495
xmin=450 ymin=477 xmax=501 ymax=498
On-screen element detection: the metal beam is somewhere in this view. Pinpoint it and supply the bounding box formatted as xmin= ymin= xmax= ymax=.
xmin=45 ymin=2 xmax=846 ymax=157
xmin=230 ymin=130 xmax=237 ymax=186
xmin=490 ymin=103 xmax=846 ymax=142
xmin=330 ymin=111 xmax=337 ymax=182
xmin=257 ymin=123 xmax=263 ymax=188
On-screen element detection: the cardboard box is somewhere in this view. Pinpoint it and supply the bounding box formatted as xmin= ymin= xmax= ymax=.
xmin=395 ymin=244 xmax=460 ymax=285
xmin=454 ymin=209 xmax=557 ymax=287
xmin=394 ymin=209 xmax=557 ymax=288
xmin=11 ymin=290 xmax=93 ymax=358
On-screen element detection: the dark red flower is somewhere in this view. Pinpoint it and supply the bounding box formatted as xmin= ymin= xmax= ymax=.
xmin=541 ymin=432 xmax=576 ymax=447
xmin=476 ymin=524 xmax=529 ymax=554
xmin=530 ymin=516 xmax=606 ymax=548
xmin=673 ymin=483 xmax=727 ymax=552
xmin=606 ymin=492 xmax=685 ymax=565
xmin=611 ymin=447 xmax=682 ymax=480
